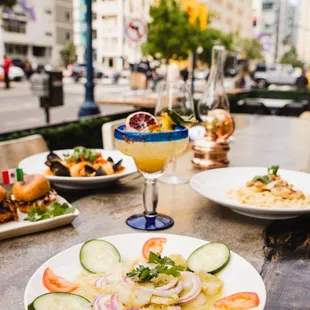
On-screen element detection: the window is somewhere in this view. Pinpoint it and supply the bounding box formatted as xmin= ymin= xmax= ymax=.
xmin=65 ymin=12 xmax=70 ymax=21
xmin=263 ymin=3 xmax=273 ymax=10
xmin=92 ymin=30 xmax=97 ymax=39
xmin=45 ymin=32 xmax=52 ymax=36
xmin=45 ymin=9 xmax=52 ymax=14
xmin=109 ymin=58 xmax=114 ymax=68
xmin=92 ymin=12 xmax=97 ymax=20
xmin=5 ymin=43 xmax=28 ymax=56
xmin=2 ymin=19 xmax=26 ymax=33
xmin=33 ymin=46 xmax=46 ymax=57
xmin=66 ymin=32 xmax=71 ymax=40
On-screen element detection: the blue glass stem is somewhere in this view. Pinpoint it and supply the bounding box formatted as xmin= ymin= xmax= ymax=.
xmin=143 ymin=178 xmax=158 ymax=217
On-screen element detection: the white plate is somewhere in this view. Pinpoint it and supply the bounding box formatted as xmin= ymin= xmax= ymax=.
xmin=191 ymin=167 xmax=310 ymax=220
xmin=19 ymin=149 xmax=137 ymax=189
xmin=0 ymin=195 xmax=79 ymax=240
xmin=24 ymin=233 xmax=266 ymax=309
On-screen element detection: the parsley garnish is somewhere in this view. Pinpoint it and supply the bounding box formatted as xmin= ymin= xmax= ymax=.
xmin=253 ymin=175 xmax=271 ymax=184
xmin=268 ymin=165 xmax=279 ymax=176
xmin=25 ymin=202 xmax=75 ymax=222
xmin=63 ymin=146 xmax=98 ymax=164
xmin=252 ymin=165 xmax=280 ymax=184
xmin=126 ymin=252 xmax=184 ymax=282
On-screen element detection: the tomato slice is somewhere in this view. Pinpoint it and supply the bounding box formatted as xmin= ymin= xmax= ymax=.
xmin=214 ymin=292 xmax=260 ymax=309
xmin=142 ymin=237 xmax=167 ymax=260
xmin=42 ymin=267 xmax=78 ymax=292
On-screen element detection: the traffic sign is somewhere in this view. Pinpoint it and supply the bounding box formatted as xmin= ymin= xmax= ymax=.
xmin=125 ymin=18 xmax=147 ymax=43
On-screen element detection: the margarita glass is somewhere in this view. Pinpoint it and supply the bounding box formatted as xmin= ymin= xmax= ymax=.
xmin=114 ymin=125 xmax=189 ymax=230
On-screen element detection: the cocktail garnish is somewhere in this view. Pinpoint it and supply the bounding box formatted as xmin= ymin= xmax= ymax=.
xmin=162 ymin=110 xmax=198 ymax=129
xmin=125 ymin=112 xmax=158 ymax=132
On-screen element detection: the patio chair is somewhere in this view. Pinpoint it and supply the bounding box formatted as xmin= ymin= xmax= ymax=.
xmin=102 ymin=119 xmax=125 ymax=149
xmin=279 ymin=102 xmax=307 ymax=117
xmin=0 ymin=134 xmax=49 ymax=171
xmin=239 ymin=99 xmax=271 ymax=115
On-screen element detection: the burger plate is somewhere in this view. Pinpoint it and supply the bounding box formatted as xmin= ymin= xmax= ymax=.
xmin=0 ymin=195 xmax=79 ymax=240
xmin=19 ymin=149 xmax=137 ymax=189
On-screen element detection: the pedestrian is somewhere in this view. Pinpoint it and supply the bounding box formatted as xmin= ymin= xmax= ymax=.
xmin=3 ymin=55 xmax=12 ymax=89
xmin=295 ymin=68 xmax=309 ymax=90
xmin=235 ymin=64 xmax=257 ymax=90
xmin=180 ymin=67 xmax=189 ymax=83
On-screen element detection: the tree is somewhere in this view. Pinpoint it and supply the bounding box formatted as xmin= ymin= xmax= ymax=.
xmin=60 ymin=41 xmax=76 ymax=66
xmin=280 ymin=46 xmax=304 ymax=68
xmin=198 ymin=29 xmax=234 ymax=64
xmin=0 ymin=0 xmax=17 ymax=7
xmin=238 ymin=37 xmax=263 ymax=60
xmin=143 ymin=0 xmax=200 ymax=62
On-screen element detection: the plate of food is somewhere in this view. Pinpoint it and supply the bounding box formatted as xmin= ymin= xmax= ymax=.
xmin=19 ymin=146 xmax=137 ymax=189
xmin=25 ymin=233 xmax=266 ymax=310
xmin=191 ymin=166 xmax=310 ymax=219
xmin=0 ymin=174 xmax=79 ymax=240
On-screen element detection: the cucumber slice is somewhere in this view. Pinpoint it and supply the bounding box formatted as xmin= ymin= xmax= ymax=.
xmin=29 ymin=292 xmax=91 ymax=310
xmin=80 ymin=239 xmax=121 ymax=273
xmin=187 ymin=242 xmax=230 ymax=274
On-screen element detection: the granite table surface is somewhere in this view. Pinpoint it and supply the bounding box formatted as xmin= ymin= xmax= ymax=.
xmin=1 ymin=114 xmax=310 ymax=310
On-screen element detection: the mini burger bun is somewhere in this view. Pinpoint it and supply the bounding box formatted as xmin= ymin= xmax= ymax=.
xmin=0 ymin=186 xmax=6 ymax=203
xmin=13 ymin=175 xmax=51 ymax=202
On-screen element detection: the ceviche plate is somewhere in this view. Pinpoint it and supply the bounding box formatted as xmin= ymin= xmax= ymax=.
xmin=191 ymin=167 xmax=310 ymax=220
xmin=19 ymin=149 xmax=137 ymax=189
xmin=25 ymin=233 xmax=266 ymax=310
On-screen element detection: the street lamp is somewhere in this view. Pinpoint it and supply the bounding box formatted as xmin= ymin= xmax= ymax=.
xmin=78 ymin=0 xmax=100 ymax=117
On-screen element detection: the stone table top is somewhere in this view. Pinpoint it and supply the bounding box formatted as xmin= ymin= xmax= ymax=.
xmin=1 ymin=114 xmax=310 ymax=310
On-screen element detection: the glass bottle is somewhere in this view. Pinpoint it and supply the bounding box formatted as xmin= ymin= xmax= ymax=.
xmin=197 ymin=45 xmax=234 ymax=141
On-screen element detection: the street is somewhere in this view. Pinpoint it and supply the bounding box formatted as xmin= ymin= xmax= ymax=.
xmin=0 ymin=78 xmax=218 ymax=134
xmin=0 ymin=79 xmax=140 ymax=133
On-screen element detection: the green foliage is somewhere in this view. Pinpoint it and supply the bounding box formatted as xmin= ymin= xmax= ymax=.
xmin=143 ymin=0 xmax=200 ymax=61
xmin=0 ymin=111 xmax=133 ymax=150
xmin=0 ymin=0 xmax=17 ymax=7
xmin=238 ymin=37 xmax=263 ymax=60
xmin=60 ymin=41 xmax=76 ymax=66
xmin=280 ymin=46 xmax=304 ymax=68
xmin=198 ymin=29 xmax=234 ymax=63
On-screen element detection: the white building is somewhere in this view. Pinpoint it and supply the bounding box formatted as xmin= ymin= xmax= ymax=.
xmin=207 ymin=0 xmax=253 ymax=39
xmin=295 ymin=0 xmax=310 ymax=64
xmin=0 ymin=0 xmax=73 ymax=66
xmin=74 ymin=0 xmax=151 ymax=71
xmin=252 ymin=0 xmax=298 ymax=64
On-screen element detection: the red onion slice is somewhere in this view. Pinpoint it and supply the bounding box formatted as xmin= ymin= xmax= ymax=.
xmin=111 ymin=294 xmax=126 ymax=310
xmin=155 ymin=278 xmax=179 ymax=291
xmin=179 ymin=272 xmax=202 ymax=304
xmin=153 ymin=280 xmax=184 ymax=297
xmin=92 ymin=294 xmax=111 ymax=310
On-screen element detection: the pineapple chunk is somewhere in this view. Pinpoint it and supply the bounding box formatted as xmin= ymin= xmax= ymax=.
xmin=161 ymin=112 xmax=175 ymax=131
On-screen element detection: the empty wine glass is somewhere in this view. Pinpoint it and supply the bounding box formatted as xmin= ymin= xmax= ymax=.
xmin=155 ymin=80 xmax=194 ymax=185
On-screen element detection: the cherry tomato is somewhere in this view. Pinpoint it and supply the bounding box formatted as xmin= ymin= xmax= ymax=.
xmin=42 ymin=267 xmax=78 ymax=292
xmin=214 ymin=292 xmax=260 ymax=309
xmin=142 ymin=237 xmax=167 ymax=260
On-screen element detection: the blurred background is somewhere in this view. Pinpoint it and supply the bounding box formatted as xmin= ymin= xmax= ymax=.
xmin=0 ymin=0 xmax=309 ymax=133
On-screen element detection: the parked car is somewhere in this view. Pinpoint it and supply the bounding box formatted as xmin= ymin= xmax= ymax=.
xmin=253 ymin=64 xmax=302 ymax=88
xmin=71 ymin=63 xmax=104 ymax=82
xmin=0 ymin=65 xmax=25 ymax=81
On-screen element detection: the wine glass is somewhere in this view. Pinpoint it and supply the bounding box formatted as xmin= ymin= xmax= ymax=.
xmin=155 ymin=80 xmax=194 ymax=185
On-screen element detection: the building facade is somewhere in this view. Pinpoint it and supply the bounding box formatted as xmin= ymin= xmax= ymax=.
xmin=0 ymin=0 xmax=73 ymax=66
xmin=207 ymin=0 xmax=253 ymax=38
xmin=296 ymin=0 xmax=310 ymax=63
xmin=252 ymin=0 xmax=299 ymax=64
xmin=74 ymin=0 xmax=151 ymax=70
